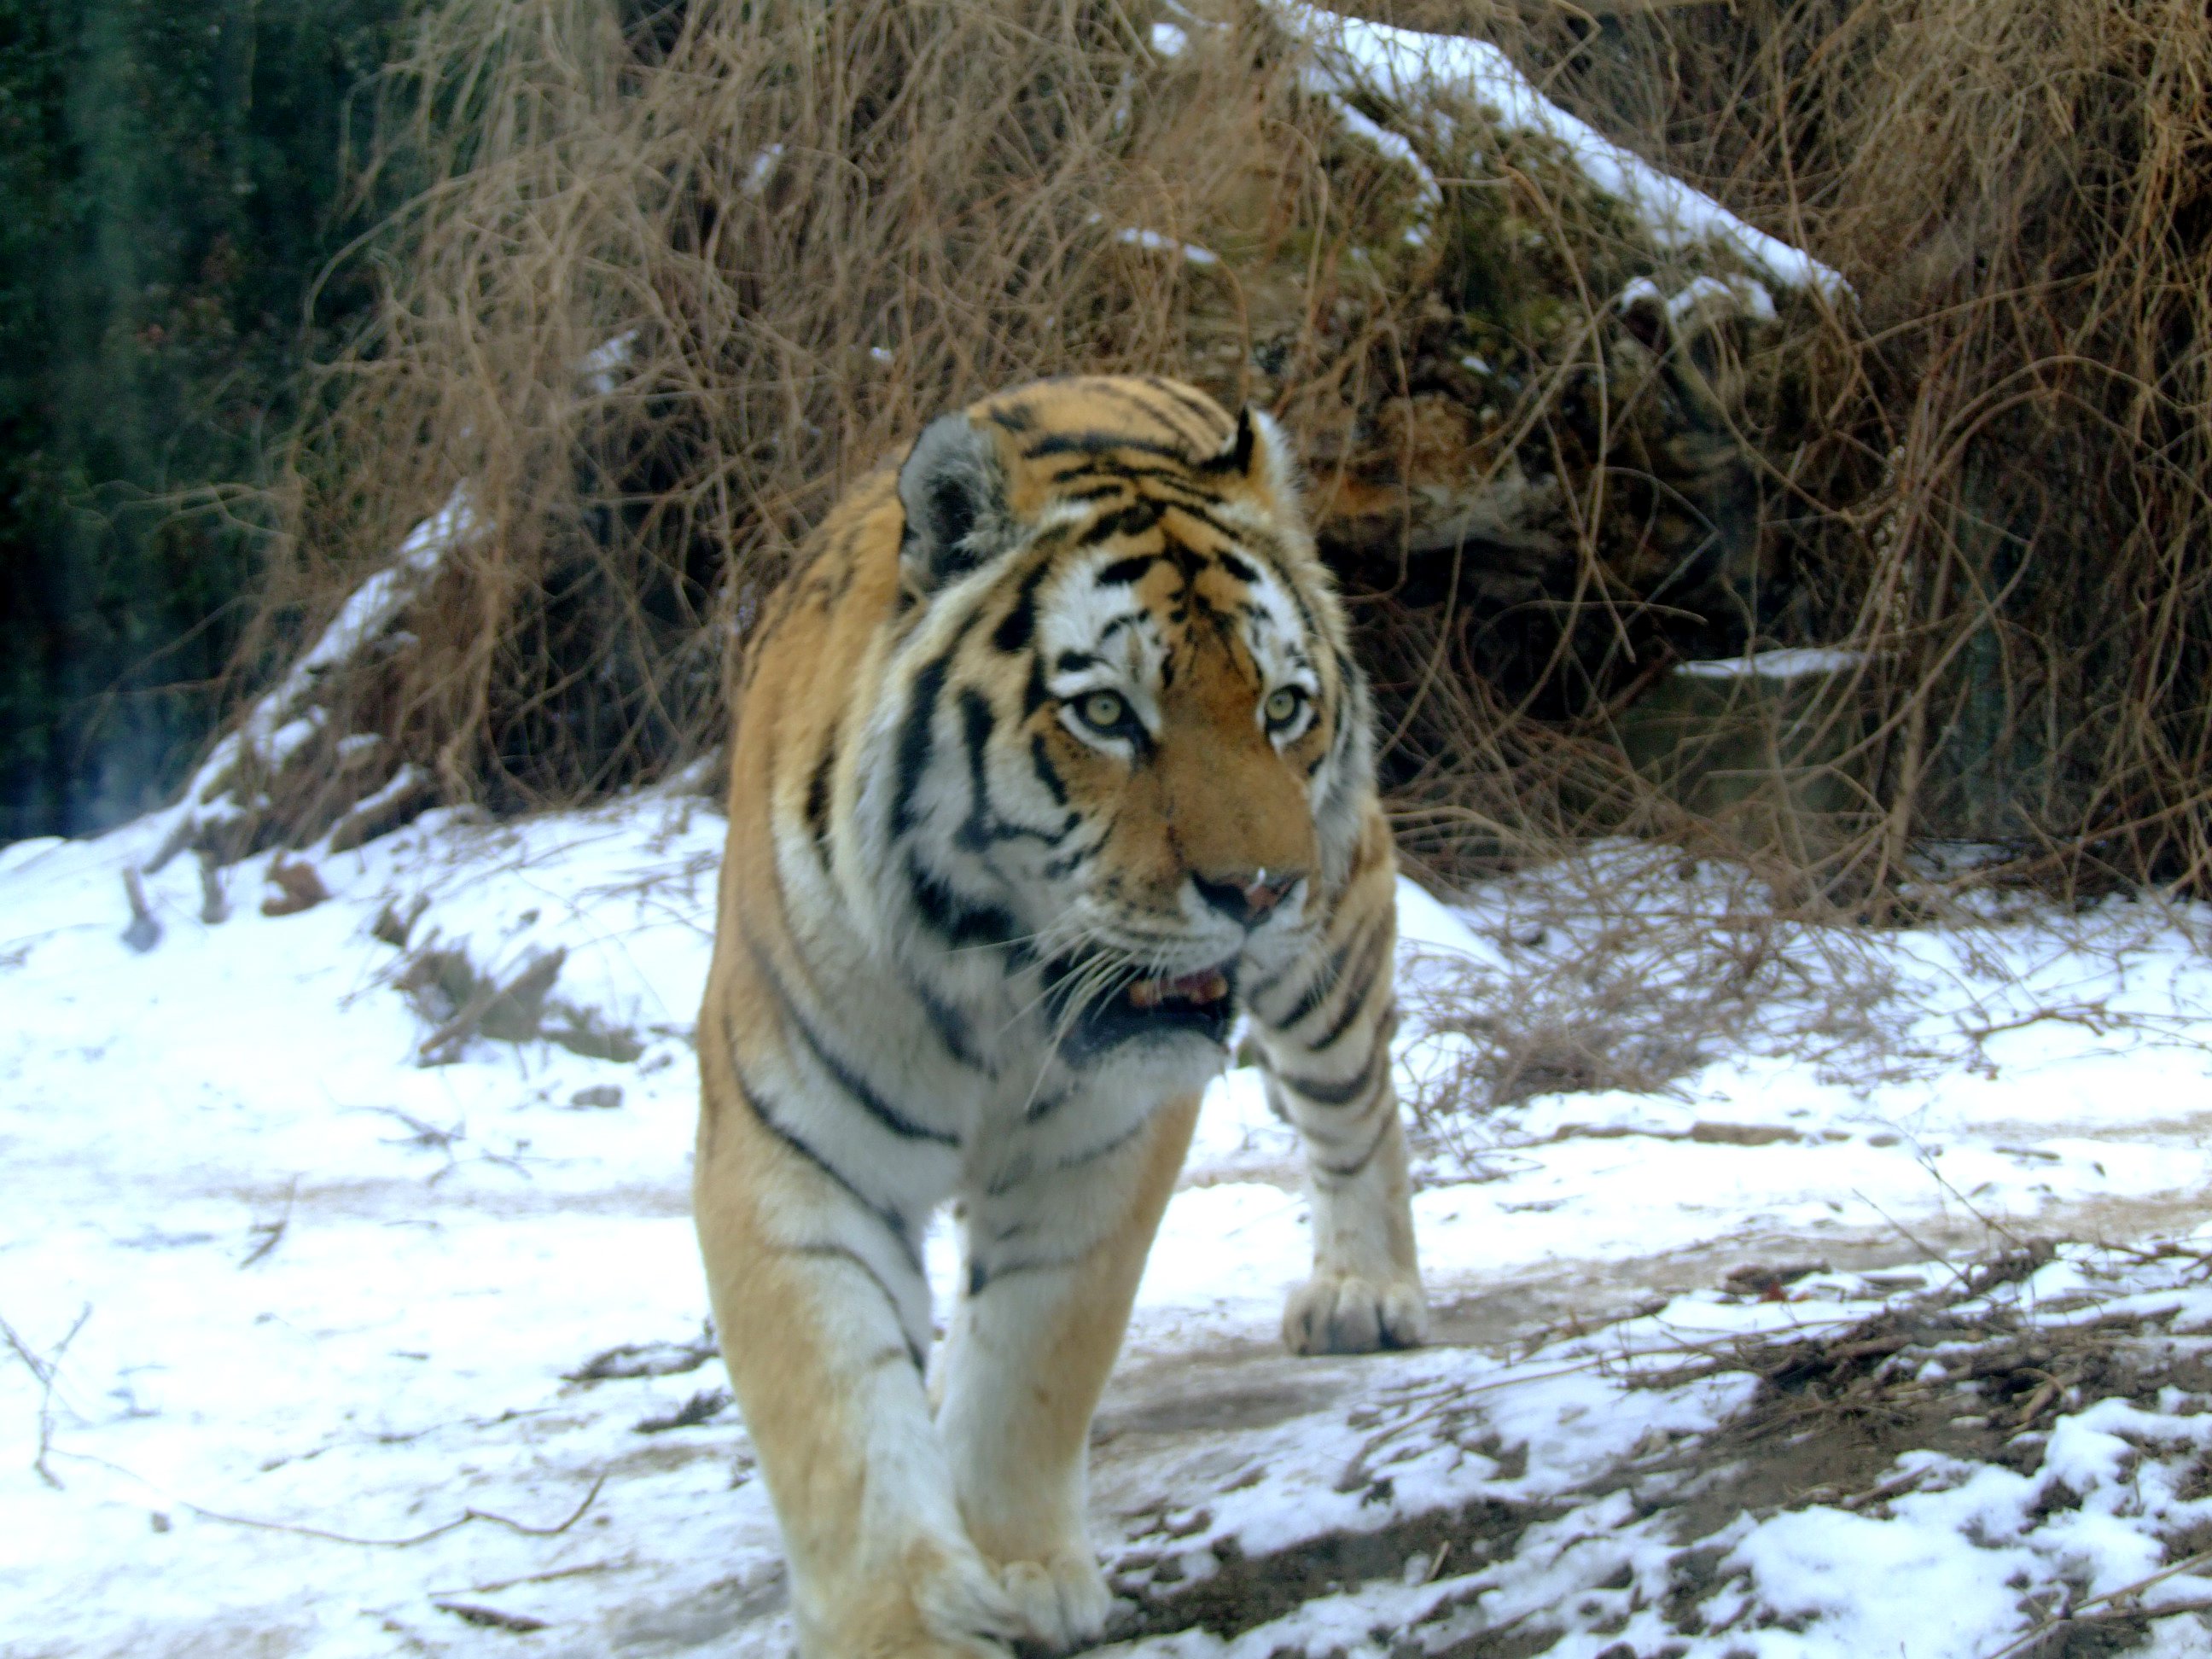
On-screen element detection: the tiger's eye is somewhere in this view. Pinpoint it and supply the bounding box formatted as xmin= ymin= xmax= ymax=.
xmin=1079 ymin=690 xmax=1128 ymax=731
xmin=1265 ymin=687 xmax=1302 ymax=726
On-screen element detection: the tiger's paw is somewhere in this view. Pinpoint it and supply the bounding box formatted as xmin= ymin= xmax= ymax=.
xmin=998 ymin=1546 xmax=1113 ymax=1653
xmin=898 ymin=1538 xmax=1026 ymax=1658
xmin=1283 ymin=1271 xmax=1428 ymax=1355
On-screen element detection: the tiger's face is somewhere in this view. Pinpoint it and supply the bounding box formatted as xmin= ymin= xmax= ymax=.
xmin=867 ymin=378 xmax=1372 ymax=1070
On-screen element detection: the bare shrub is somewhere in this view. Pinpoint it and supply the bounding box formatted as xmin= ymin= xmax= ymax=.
xmin=209 ymin=0 xmax=1859 ymax=888
xmin=1397 ymin=847 xmax=1917 ymax=1173
xmin=1445 ymin=0 xmax=2212 ymax=896
xmin=191 ymin=0 xmax=2212 ymax=913
xmin=241 ymin=0 xmax=1344 ymax=832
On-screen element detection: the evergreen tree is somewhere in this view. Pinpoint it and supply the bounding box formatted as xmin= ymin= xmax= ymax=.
xmin=0 ymin=0 xmax=406 ymax=841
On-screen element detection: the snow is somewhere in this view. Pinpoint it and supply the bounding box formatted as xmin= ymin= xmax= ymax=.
xmin=1277 ymin=5 xmax=1847 ymax=300
xmin=580 ymin=331 xmax=639 ymax=397
xmin=742 ymin=145 xmax=783 ymax=197
xmin=146 ymin=487 xmax=479 ymax=867
xmin=7 ymin=796 xmax=2212 ymax=1655
xmin=1621 ymin=272 xmax=1779 ymax=327
xmin=1112 ymin=227 xmax=1221 ymax=267
xmin=1679 ymin=647 xmax=1865 ymax=679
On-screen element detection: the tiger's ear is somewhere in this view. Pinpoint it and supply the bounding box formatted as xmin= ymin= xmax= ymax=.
xmin=1199 ymin=405 xmax=1301 ymax=514
xmin=898 ymin=410 xmax=1016 ymax=594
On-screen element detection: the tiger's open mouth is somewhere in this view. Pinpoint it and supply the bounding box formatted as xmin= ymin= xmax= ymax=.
xmin=1043 ymin=955 xmax=1238 ymax=1056
xmin=1126 ymin=968 xmax=1231 ymax=1012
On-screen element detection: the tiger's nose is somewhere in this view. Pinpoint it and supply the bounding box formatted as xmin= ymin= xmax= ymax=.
xmin=1191 ymin=867 xmax=1304 ymax=928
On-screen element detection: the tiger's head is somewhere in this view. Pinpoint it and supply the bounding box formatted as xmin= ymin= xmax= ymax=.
xmin=861 ymin=377 xmax=1373 ymax=1074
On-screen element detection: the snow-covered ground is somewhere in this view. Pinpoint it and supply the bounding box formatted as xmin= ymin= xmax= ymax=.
xmin=7 ymin=793 xmax=2212 ymax=1656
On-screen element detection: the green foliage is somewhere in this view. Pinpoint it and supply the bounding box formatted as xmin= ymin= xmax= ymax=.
xmin=0 ymin=0 xmax=408 ymax=841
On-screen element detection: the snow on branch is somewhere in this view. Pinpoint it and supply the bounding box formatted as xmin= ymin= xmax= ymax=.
xmin=1275 ymin=4 xmax=1847 ymax=300
xmin=144 ymin=487 xmax=480 ymax=871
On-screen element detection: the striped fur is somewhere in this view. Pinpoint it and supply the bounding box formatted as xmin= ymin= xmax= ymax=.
xmin=696 ymin=376 xmax=1425 ymax=1656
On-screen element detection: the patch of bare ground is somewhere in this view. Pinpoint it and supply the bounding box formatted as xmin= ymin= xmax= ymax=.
xmin=1103 ymin=1493 xmax=1561 ymax=1650
xmin=1084 ymin=1239 xmax=2212 ymax=1655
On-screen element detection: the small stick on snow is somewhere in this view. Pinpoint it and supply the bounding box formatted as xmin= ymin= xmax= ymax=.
xmin=178 ymin=1471 xmax=608 ymax=1550
xmin=1982 ymin=1569 xmax=2212 ymax=1659
xmin=196 ymin=850 xmax=229 ymax=925
xmin=120 ymin=870 xmax=161 ymax=953
xmin=239 ymin=1178 xmax=298 ymax=1269
xmin=434 ymin=1601 xmax=550 ymax=1633
xmin=1 ymin=1304 xmax=91 ymax=1489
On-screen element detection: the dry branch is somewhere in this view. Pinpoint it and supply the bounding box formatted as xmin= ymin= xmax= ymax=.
xmin=1 ymin=1305 xmax=90 ymax=1490
xmin=160 ymin=0 xmax=2212 ymax=904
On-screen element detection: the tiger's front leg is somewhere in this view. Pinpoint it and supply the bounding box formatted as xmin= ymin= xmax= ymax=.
xmin=695 ymin=991 xmax=1022 ymax=1659
xmin=934 ymin=1094 xmax=1202 ymax=1650
xmin=1250 ymin=807 xmax=1428 ymax=1354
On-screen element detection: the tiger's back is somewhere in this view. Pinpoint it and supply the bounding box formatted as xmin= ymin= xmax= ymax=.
xmin=696 ymin=376 xmax=1424 ymax=1657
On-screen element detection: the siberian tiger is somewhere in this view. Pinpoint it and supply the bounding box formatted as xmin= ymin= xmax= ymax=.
xmin=695 ymin=375 xmax=1425 ymax=1656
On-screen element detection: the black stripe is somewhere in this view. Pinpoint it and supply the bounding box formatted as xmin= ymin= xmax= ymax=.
xmin=1086 ymin=380 xmax=1202 ymax=445
xmin=1041 ymin=839 xmax=1100 ymax=880
xmin=1141 ymin=375 xmax=1232 ymax=436
xmin=1219 ymin=550 xmax=1261 ymax=585
xmin=804 ymin=732 xmax=838 ymax=865
xmin=888 ymin=650 xmax=954 ymax=840
xmin=1152 ymin=496 xmax=1250 ymax=544
xmin=1200 ymin=407 xmax=1255 ymax=475
xmin=986 ymin=1112 xmax=1149 ymax=1199
xmin=1312 ymin=1112 xmax=1392 ymax=1181
xmin=953 ymin=688 xmax=1079 ymax=853
xmin=790 ymin=1244 xmax=926 ymax=1371
xmin=1096 ymin=553 xmax=1157 ymax=585
xmin=1029 ymin=734 xmax=1068 ymax=806
xmin=967 ymin=1252 xmax=1084 ymax=1295
xmin=1023 ymin=430 xmax=1196 ymax=463
xmin=952 ymin=686 xmax=1004 ymax=854
xmin=1022 ymin=655 xmax=1052 ymax=719
xmin=912 ymin=977 xmax=987 ymax=1072
xmin=727 ymin=1059 xmax=921 ymax=1270
xmin=746 ymin=928 xmax=958 ymax=1145
xmin=1047 ymin=461 xmax=1200 ymax=498
xmin=1305 ymin=928 xmax=1393 ymax=1054
xmin=1166 ymin=511 xmax=1319 ymax=643
xmin=1274 ymin=1038 xmax=1388 ymax=1109
xmin=906 ymin=853 xmax=1021 ymax=952
xmin=992 ymin=547 xmax=1060 ymax=654
xmin=1049 ymin=1115 xmax=1148 ymax=1177
xmin=1081 ymin=501 xmax=1164 ymax=546
xmin=1267 ymin=911 xmax=1382 ymax=1029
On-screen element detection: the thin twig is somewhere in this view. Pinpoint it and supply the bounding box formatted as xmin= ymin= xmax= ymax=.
xmin=240 ymin=1176 xmax=300 ymax=1268
xmin=1982 ymin=1557 xmax=2212 ymax=1658
xmin=2 ymin=1304 xmax=90 ymax=1489
xmin=179 ymin=1472 xmax=607 ymax=1549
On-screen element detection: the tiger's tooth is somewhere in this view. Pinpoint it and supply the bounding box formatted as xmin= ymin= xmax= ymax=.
xmin=1129 ymin=980 xmax=1163 ymax=1009
xmin=1198 ymin=971 xmax=1228 ymax=1002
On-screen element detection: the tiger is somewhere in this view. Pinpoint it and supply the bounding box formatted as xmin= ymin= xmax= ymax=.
xmin=695 ymin=375 xmax=1425 ymax=1656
